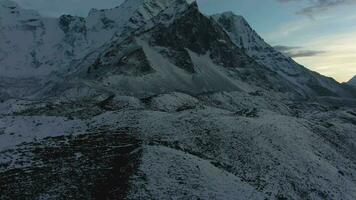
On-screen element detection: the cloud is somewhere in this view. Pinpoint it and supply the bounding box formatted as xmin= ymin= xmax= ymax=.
xmin=292 ymin=31 xmax=356 ymax=82
xmin=277 ymin=0 xmax=356 ymax=16
xmin=274 ymin=45 xmax=301 ymax=52
xmin=274 ymin=45 xmax=326 ymax=58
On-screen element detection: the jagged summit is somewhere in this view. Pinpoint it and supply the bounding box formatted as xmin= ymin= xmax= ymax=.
xmin=53 ymin=0 xmax=283 ymax=98
xmin=0 ymin=0 xmax=355 ymax=99
xmin=0 ymin=0 xmax=18 ymax=7
xmin=0 ymin=0 xmax=41 ymax=22
xmin=212 ymin=11 xmax=268 ymax=50
xmin=0 ymin=0 xmax=197 ymax=79
xmin=213 ymin=11 xmax=356 ymax=98
xmin=213 ymin=11 xmax=250 ymax=27
xmin=348 ymin=76 xmax=356 ymax=86
xmin=87 ymin=0 xmax=196 ymax=19
xmin=85 ymin=0 xmax=196 ymax=36
xmin=0 ymin=0 xmax=38 ymax=16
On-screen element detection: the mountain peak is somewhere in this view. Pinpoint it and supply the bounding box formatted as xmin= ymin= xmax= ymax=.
xmin=212 ymin=11 xmax=266 ymax=50
xmin=347 ymin=76 xmax=356 ymax=86
xmin=0 ymin=0 xmax=41 ymax=27
xmin=88 ymin=0 xmax=195 ymax=17
xmin=0 ymin=0 xmax=20 ymax=13
xmin=86 ymin=0 xmax=196 ymax=31
xmin=213 ymin=11 xmax=250 ymax=27
xmin=216 ymin=11 xmax=246 ymax=21
xmin=0 ymin=0 xmax=18 ymax=7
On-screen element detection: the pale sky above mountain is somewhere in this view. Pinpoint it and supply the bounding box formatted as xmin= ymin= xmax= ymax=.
xmin=11 ymin=0 xmax=356 ymax=83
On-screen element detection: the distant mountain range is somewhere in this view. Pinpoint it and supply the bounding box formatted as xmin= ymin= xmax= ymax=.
xmin=1 ymin=0 xmax=356 ymax=199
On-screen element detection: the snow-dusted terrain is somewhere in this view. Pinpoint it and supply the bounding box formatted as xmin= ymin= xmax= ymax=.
xmin=212 ymin=12 xmax=355 ymax=98
xmin=1 ymin=0 xmax=356 ymax=199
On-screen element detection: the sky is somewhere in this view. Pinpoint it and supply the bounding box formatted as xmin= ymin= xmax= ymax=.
xmin=11 ymin=0 xmax=356 ymax=83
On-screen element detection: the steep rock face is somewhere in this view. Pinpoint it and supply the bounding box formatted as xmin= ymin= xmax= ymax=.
xmin=0 ymin=0 xmax=194 ymax=79
xmin=0 ymin=0 xmax=59 ymax=77
xmin=212 ymin=12 xmax=356 ymax=98
xmin=0 ymin=0 xmax=354 ymax=99
xmin=146 ymin=4 xmax=294 ymax=92
xmin=0 ymin=0 xmax=197 ymax=99
xmin=87 ymin=39 xmax=155 ymax=77
xmin=49 ymin=2 xmax=298 ymax=98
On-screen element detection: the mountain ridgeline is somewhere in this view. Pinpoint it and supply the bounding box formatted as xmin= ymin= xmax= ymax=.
xmin=1 ymin=0 xmax=356 ymax=199
xmin=0 ymin=0 xmax=355 ymax=100
xmin=348 ymin=76 xmax=356 ymax=87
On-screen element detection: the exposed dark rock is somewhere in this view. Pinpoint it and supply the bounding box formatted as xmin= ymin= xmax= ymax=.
xmin=0 ymin=133 xmax=142 ymax=200
xmin=59 ymin=15 xmax=86 ymax=34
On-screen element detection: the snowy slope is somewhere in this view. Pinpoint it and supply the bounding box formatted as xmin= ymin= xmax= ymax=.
xmin=1 ymin=0 xmax=354 ymax=99
xmin=0 ymin=0 xmax=194 ymax=78
xmin=128 ymin=145 xmax=266 ymax=199
xmin=0 ymin=0 xmax=198 ymax=99
xmin=212 ymin=12 xmax=356 ymax=98
xmin=0 ymin=0 xmax=61 ymax=77
xmin=40 ymin=2 xmax=299 ymax=99
xmin=1 ymin=91 xmax=356 ymax=199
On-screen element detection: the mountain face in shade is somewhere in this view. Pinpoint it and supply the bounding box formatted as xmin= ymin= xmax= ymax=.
xmin=1 ymin=0 xmax=356 ymax=200
xmin=0 ymin=0 xmax=194 ymax=78
xmin=0 ymin=0 xmax=198 ymax=99
xmin=1 ymin=0 xmax=355 ymax=99
xmin=348 ymin=76 xmax=356 ymax=86
xmin=44 ymin=1 xmax=299 ymax=100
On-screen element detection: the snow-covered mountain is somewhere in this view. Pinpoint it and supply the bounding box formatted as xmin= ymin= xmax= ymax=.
xmin=1 ymin=0 xmax=354 ymax=100
xmin=42 ymin=0 xmax=300 ymax=100
xmin=0 ymin=0 xmax=198 ymax=99
xmin=348 ymin=76 xmax=356 ymax=87
xmin=0 ymin=0 xmax=192 ymax=78
xmin=212 ymin=12 xmax=355 ymax=98
xmin=1 ymin=0 xmax=356 ymax=199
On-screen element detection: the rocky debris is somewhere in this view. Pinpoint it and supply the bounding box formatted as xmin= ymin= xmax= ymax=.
xmin=234 ymin=108 xmax=259 ymax=118
xmin=0 ymin=132 xmax=142 ymax=200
